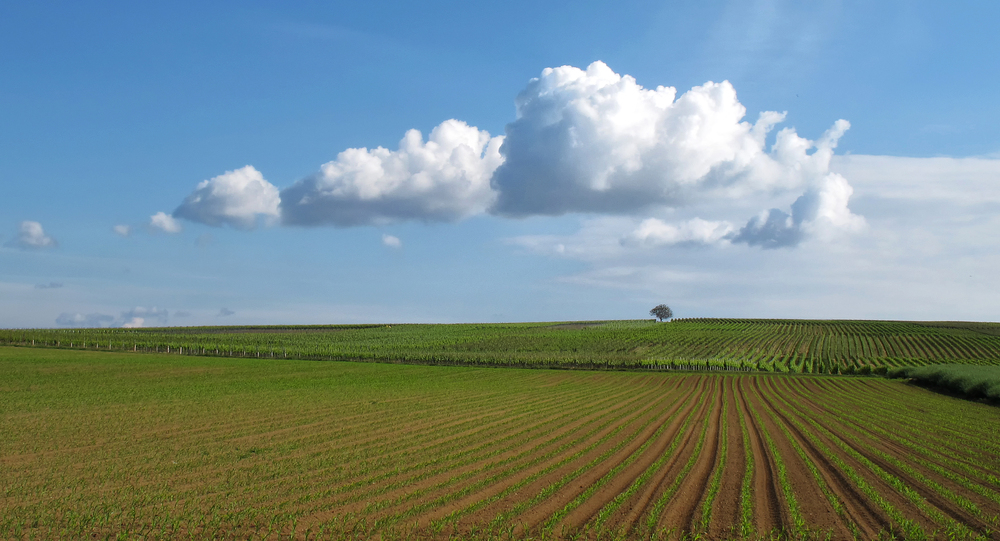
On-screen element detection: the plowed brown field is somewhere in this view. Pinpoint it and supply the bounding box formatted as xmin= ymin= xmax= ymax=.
xmin=2 ymin=347 xmax=999 ymax=540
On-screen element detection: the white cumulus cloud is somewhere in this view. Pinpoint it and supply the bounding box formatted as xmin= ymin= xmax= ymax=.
xmin=728 ymin=121 xmax=866 ymax=248
xmin=504 ymin=154 xmax=1000 ymax=321
xmin=624 ymin=218 xmax=735 ymax=247
xmin=382 ymin=234 xmax=402 ymax=248
xmin=490 ymin=61 xmax=863 ymax=246
xmin=7 ymin=221 xmax=57 ymax=249
xmin=112 ymin=224 xmax=132 ymax=237
xmin=156 ymin=61 xmax=862 ymax=250
xmin=280 ymin=119 xmax=504 ymax=226
xmin=150 ymin=212 xmax=182 ymax=233
xmin=173 ymin=165 xmax=280 ymax=229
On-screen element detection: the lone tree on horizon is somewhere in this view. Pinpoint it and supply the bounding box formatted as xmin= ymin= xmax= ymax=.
xmin=650 ymin=304 xmax=673 ymax=322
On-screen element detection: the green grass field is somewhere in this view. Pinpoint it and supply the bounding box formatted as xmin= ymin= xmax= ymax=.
xmin=5 ymin=318 xmax=1000 ymax=374
xmin=2 ymin=346 xmax=1000 ymax=540
xmin=889 ymin=364 xmax=1000 ymax=401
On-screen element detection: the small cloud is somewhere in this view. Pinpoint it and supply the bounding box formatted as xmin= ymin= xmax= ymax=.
xmin=56 ymin=306 xmax=169 ymax=328
xmin=728 ymin=168 xmax=865 ymax=249
xmin=56 ymin=312 xmax=115 ymax=328
xmin=174 ymin=311 xmax=191 ymax=318
xmin=7 ymin=221 xmax=57 ymax=249
xmin=218 ymin=307 xmax=235 ymax=317
xmin=122 ymin=317 xmax=144 ymax=328
xmin=623 ymin=218 xmax=735 ymax=247
xmin=113 ymin=224 xmax=132 ymax=237
xmin=173 ymin=165 xmax=280 ymax=229
xmin=150 ymin=212 xmax=182 ymax=233
xmin=382 ymin=234 xmax=402 ymax=248
xmin=121 ymin=306 xmax=168 ymax=325
xmin=35 ymin=282 xmax=64 ymax=289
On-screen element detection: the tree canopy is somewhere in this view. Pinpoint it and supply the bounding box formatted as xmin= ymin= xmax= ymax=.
xmin=650 ymin=304 xmax=673 ymax=322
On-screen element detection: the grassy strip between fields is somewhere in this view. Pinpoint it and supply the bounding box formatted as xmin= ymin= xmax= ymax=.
xmin=889 ymin=364 xmax=1000 ymax=402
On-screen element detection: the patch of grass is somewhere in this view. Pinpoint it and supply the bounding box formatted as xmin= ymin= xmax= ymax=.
xmin=889 ymin=364 xmax=1000 ymax=402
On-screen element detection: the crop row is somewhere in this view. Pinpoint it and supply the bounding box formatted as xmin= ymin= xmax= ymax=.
xmin=4 ymin=318 xmax=1000 ymax=374
xmin=3 ymin=347 xmax=999 ymax=539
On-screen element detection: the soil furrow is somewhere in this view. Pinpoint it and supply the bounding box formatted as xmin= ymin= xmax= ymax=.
xmin=773 ymin=379 xmax=995 ymax=535
xmin=706 ymin=376 xmax=746 ymax=540
xmin=506 ymin=377 xmax=708 ymax=534
xmin=762 ymin=378 xmax=942 ymax=536
xmin=652 ymin=375 xmax=726 ymax=532
xmin=419 ymin=377 xmax=699 ymax=533
xmin=755 ymin=378 xmax=886 ymax=539
xmin=330 ymin=377 xmax=673 ymax=526
xmin=739 ymin=377 xmax=785 ymax=535
xmin=566 ymin=375 xmax=717 ymax=535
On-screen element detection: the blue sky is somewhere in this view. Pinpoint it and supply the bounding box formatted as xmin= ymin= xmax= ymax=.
xmin=2 ymin=1 xmax=999 ymax=327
